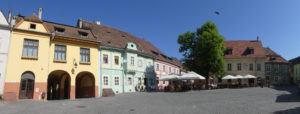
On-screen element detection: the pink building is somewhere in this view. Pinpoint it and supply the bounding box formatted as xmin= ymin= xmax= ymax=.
xmin=154 ymin=56 xmax=181 ymax=90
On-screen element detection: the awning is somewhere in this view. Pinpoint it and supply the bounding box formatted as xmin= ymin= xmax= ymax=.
xmin=179 ymin=72 xmax=205 ymax=80
xmin=159 ymin=74 xmax=180 ymax=81
xmin=244 ymin=74 xmax=257 ymax=79
xmin=222 ymin=75 xmax=237 ymax=80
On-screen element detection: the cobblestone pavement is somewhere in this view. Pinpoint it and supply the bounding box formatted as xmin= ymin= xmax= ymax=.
xmin=0 ymin=86 xmax=300 ymax=114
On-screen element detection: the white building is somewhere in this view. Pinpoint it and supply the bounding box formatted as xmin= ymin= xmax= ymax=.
xmin=0 ymin=10 xmax=11 ymax=95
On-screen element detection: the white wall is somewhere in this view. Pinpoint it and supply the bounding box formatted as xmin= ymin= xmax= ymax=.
xmin=0 ymin=11 xmax=10 ymax=94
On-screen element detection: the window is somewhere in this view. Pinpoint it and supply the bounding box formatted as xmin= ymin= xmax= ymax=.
xmin=30 ymin=24 xmax=36 ymax=29
xmin=266 ymin=64 xmax=271 ymax=71
xmin=78 ymin=31 xmax=88 ymax=38
xmin=114 ymin=77 xmax=119 ymax=85
xmin=156 ymin=64 xmax=159 ymax=71
xmin=103 ymin=76 xmax=109 ymax=85
xmin=227 ymin=64 xmax=232 ymax=71
xmin=114 ymin=56 xmax=119 ymax=65
xmin=257 ymin=64 xmax=261 ymax=71
xmin=163 ymin=65 xmax=165 ymax=72
xmin=148 ymin=62 xmax=152 ymax=67
xmin=274 ymin=76 xmax=279 ymax=82
xmin=225 ymin=48 xmax=233 ymax=55
xmin=237 ymin=63 xmax=242 ymax=71
xmin=169 ymin=67 xmax=171 ymax=73
xmin=54 ymin=45 xmax=66 ymax=61
xmin=22 ymin=39 xmax=38 ymax=57
xmin=130 ymin=56 xmax=134 ymax=66
xmin=103 ymin=54 xmax=108 ymax=64
xmin=163 ymin=81 xmax=165 ymax=84
xmin=128 ymin=77 xmax=132 ymax=85
xmin=246 ymin=48 xmax=254 ymax=54
xmin=80 ymin=48 xmax=90 ymax=63
xmin=249 ymin=64 xmax=253 ymax=71
xmin=138 ymin=59 xmax=143 ymax=67
xmin=54 ymin=27 xmax=65 ymax=33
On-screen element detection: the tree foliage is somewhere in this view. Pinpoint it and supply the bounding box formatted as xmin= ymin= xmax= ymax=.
xmin=178 ymin=21 xmax=225 ymax=80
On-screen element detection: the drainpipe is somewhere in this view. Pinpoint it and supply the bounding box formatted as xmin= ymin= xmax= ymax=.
xmin=99 ymin=48 xmax=103 ymax=96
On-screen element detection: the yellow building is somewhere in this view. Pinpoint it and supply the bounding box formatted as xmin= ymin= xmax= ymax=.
xmin=3 ymin=13 xmax=100 ymax=101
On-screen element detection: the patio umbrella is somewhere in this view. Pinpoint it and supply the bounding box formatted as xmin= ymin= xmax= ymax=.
xmin=222 ymin=75 xmax=237 ymax=80
xmin=244 ymin=74 xmax=257 ymax=79
xmin=179 ymin=72 xmax=205 ymax=80
xmin=235 ymin=75 xmax=244 ymax=79
xmin=159 ymin=74 xmax=180 ymax=81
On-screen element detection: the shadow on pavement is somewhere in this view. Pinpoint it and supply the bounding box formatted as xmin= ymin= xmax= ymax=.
xmin=273 ymin=107 xmax=300 ymax=114
xmin=272 ymin=85 xmax=300 ymax=102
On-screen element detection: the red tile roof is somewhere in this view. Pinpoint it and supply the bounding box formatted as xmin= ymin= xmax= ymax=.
xmin=264 ymin=47 xmax=287 ymax=63
xmin=79 ymin=20 xmax=182 ymax=67
xmin=224 ymin=40 xmax=266 ymax=59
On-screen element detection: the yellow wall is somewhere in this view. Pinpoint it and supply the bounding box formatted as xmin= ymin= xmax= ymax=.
xmin=48 ymin=41 xmax=99 ymax=86
xmin=5 ymin=22 xmax=50 ymax=83
xmin=17 ymin=21 xmax=48 ymax=33
xmin=5 ymin=20 xmax=100 ymax=100
xmin=225 ymin=58 xmax=266 ymax=78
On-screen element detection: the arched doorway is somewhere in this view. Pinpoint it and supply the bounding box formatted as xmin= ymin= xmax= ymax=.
xmin=19 ymin=71 xmax=35 ymax=99
xmin=47 ymin=70 xmax=70 ymax=100
xmin=76 ymin=72 xmax=95 ymax=98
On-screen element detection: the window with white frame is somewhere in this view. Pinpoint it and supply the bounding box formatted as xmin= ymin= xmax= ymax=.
xmin=138 ymin=59 xmax=143 ymax=67
xmin=22 ymin=39 xmax=39 ymax=57
xmin=128 ymin=77 xmax=132 ymax=85
xmin=103 ymin=76 xmax=109 ymax=85
xmin=257 ymin=64 xmax=261 ymax=71
xmin=114 ymin=56 xmax=119 ymax=65
xmin=169 ymin=67 xmax=171 ymax=73
xmin=130 ymin=56 xmax=134 ymax=66
xmin=54 ymin=45 xmax=66 ymax=61
xmin=163 ymin=65 xmax=165 ymax=72
xmin=114 ymin=76 xmax=119 ymax=85
xmin=156 ymin=64 xmax=159 ymax=71
xmin=103 ymin=54 xmax=108 ymax=64
xmin=80 ymin=48 xmax=90 ymax=63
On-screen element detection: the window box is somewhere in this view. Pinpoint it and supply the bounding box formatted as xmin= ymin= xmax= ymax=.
xmin=53 ymin=60 xmax=67 ymax=63
xmin=21 ymin=56 xmax=38 ymax=60
xmin=79 ymin=62 xmax=91 ymax=65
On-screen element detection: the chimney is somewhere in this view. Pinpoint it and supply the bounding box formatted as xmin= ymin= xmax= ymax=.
xmin=79 ymin=18 xmax=83 ymax=28
xmin=10 ymin=16 xmax=16 ymax=29
xmin=94 ymin=20 xmax=101 ymax=25
xmin=38 ymin=8 xmax=43 ymax=19
xmin=7 ymin=11 xmax=12 ymax=24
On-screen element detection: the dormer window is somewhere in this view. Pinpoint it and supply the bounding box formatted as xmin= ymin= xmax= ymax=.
xmin=54 ymin=27 xmax=65 ymax=33
xmin=225 ymin=48 xmax=233 ymax=55
xmin=126 ymin=42 xmax=137 ymax=50
xmin=151 ymin=50 xmax=159 ymax=55
xmin=246 ymin=48 xmax=254 ymax=54
xmin=30 ymin=24 xmax=36 ymax=29
xmin=78 ymin=31 xmax=88 ymax=38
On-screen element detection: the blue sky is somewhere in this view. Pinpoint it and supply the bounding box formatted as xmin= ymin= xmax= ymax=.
xmin=1 ymin=0 xmax=300 ymax=60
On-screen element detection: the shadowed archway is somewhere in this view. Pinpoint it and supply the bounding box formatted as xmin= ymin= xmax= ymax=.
xmin=47 ymin=70 xmax=71 ymax=100
xmin=76 ymin=72 xmax=95 ymax=98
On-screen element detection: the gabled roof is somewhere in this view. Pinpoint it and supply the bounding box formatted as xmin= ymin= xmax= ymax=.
xmin=24 ymin=14 xmax=42 ymax=23
xmin=79 ymin=20 xmax=182 ymax=67
xmin=224 ymin=40 xmax=266 ymax=59
xmin=264 ymin=47 xmax=287 ymax=63
xmin=0 ymin=10 xmax=9 ymax=25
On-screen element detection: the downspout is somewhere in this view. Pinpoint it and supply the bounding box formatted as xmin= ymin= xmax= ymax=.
xmin=99 ymin=48 xmax=102 ymax=96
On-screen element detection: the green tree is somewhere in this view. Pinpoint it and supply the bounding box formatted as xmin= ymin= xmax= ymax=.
xmin=178 ymin=21 xmax=225 ymax=89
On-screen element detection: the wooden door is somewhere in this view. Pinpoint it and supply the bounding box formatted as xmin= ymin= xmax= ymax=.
xmin=19 ymin=79 xmax=34 ymax=99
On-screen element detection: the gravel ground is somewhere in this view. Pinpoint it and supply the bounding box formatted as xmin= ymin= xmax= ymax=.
xmin=0 ymin=86 xmax=299 ymax=114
